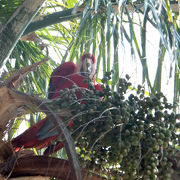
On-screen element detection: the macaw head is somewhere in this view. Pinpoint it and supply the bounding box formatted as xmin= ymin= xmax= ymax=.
xmin=77 ymin=53 xmax=96 ymax=79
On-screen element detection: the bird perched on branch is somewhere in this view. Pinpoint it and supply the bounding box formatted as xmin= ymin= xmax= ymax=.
xmin=11 ymin=53 xmax=101 ymax=155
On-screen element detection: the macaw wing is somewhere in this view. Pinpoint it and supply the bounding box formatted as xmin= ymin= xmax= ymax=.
xmin=48 ymin=62 xmax=76 ymax=99
xmin=12 ymin=118 xmax=57 ymax=149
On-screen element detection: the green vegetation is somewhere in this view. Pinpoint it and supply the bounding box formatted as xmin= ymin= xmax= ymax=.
xmin=0 ymin=0 xmax=179 ymax=179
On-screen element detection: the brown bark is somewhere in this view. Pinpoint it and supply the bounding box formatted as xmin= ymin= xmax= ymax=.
xmin=9 ymin=176 xmax=50 ymax=180
xmin=5 ymin=156 xmax=105 ymax=180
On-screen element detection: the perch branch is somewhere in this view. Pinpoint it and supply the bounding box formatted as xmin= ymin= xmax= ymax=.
xmin=2 ymin=156 xmax=105 ymax=180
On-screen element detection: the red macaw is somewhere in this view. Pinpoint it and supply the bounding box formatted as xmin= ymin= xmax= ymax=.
xmin=12 ymin=53 xmax=101 ymax=154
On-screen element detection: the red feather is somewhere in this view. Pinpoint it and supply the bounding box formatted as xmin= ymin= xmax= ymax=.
xmin=12 ymin=53 xmax=101 ymax=154
xmin=12 ymin=118 xmax=58 ymax=149
xmin=48 ymin=61 xmax=77 ymax=99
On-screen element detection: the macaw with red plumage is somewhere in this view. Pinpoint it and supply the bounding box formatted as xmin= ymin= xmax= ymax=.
xmin=12 ymin=53 xmax=101 ymax=154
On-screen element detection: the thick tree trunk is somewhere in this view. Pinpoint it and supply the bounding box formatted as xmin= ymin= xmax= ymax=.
xmin=0 ymin=0 xmax=45 ymax=68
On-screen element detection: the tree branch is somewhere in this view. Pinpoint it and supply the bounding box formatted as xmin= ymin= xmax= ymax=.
xmin=2 ymin=156 xmax=105 ymax=180
xmin=23 ymin=8 xmax=82 ymax=35
xmin=23 ymin=1 xmax=179 ymax=36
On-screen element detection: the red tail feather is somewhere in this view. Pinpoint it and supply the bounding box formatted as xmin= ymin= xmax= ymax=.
xmin=12 ymin=118 xmax=58 ymax=149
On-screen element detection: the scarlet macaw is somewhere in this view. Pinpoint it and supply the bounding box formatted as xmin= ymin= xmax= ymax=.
xmin=12 ymin=53 xmax=101 ymax=154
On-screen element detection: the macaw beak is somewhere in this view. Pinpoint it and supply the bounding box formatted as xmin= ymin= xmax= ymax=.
xmin=80 ymin=58 xmax=93 ymax=77
xmin=85 ymin=58 xmax=92 ymax=73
